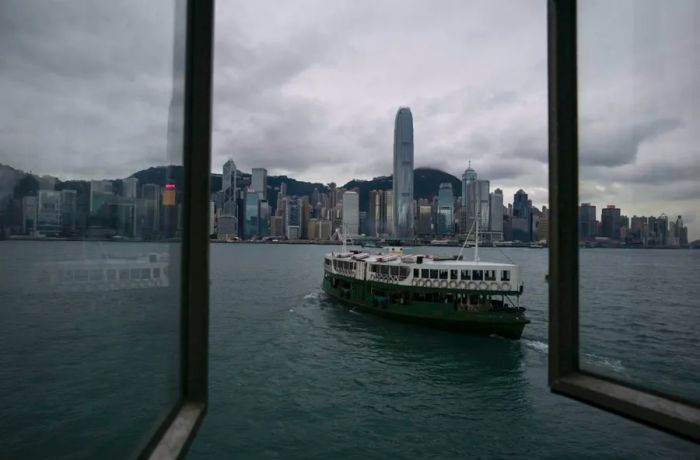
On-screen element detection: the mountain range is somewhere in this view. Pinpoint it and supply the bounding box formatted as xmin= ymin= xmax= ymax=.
xmin=1 ymin=163 xmax=462 ymax=213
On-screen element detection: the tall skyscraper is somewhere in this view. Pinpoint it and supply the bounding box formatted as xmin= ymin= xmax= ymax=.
xmin=122 ymin=177 xmax=138 ymax=199
xmin=244 ymin=189 xmax=260 ymax=238
xmin=60 ymin=189 xmax=77 ymax=235
xmin=285 ymin=197 xmax=303 ymax=239
xmin=342 ymin=191 xmax=360 ymax=235
xmin=392 ymin=107 xmax=414 ymax=238
xmin=222 ymin=159 xmax=237 ymax=217
xmin=461 ymin=163 xmax=477 ymax=232
xmin=512 ymin=189 xmax=531 ymax=241
xmin=37 ymin=190 xmax=61 ymax=236
xmin=437 ymin=183 xmax=454 ymax=235
xmin=489 ymin=188 xmax=504 ymax=237
xmin=251 ymin=168 xmax=268 ymax=200
xmin=579 ymin=203 xmax=597 ymax=240
xmin=89 ymin=180 xmax=113 ymax=215
xmin=385 ymin=190 xmax=394 ymax=235
xmin=601 ymin=205 xmax=621 ymax=240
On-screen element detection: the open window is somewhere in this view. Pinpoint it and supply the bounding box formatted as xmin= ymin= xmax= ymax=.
xmin=548 ymin=0 xmax=699 ymax=443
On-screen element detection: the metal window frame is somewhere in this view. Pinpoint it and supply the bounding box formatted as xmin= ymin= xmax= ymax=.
xmin=139 ymin=0 xmax=214 ymax=458
xmin=547 ymin=0 xmax=700 ymax=444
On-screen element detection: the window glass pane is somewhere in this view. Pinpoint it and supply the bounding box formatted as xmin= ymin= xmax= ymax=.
xmin=578 ymin=0 xmax=699 ymax=403
xmin=0 ymin=0 xmax=186 ymax=456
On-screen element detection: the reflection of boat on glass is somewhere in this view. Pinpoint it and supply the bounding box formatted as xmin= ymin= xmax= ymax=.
xmin=34 ymin=253 xmax=170 ymax=293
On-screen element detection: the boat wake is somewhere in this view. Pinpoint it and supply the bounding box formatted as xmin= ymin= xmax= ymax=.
xmin=522 ymin=340 xmax=626 ymax=373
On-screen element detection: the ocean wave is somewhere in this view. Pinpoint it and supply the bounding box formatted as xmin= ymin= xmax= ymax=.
xmin=522 ymin=340 xmax=625 ymax=373
xmin=303 ymin=292 xmax=319 ymax=300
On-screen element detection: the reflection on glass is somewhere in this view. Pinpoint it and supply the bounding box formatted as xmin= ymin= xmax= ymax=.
xmin=578 ymin=0 xmax=699 ymax=403
xmin=0 ymin=0 xmax=186 ymax=457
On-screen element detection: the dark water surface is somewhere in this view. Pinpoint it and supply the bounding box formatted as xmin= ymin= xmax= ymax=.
xmin=1 ymin=242 xmax=698 ymax=459
xmin=190 ymin=244 xmax=699 ymax=459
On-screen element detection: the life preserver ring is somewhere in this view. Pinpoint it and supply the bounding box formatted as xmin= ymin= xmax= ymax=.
xmin=399 ymin=297 xmax=405 ymax=305
xmin=449 ymin=280 xmax=457 ymax=289
xmin=418 ymin=279 xmax=425 ymax=287
xmin=467 ymin=281 xmax=477 ymax=290
xmin=424 ymin=280 xmax=433 ymax=288
xmin=490 ymin=282 xmax=499 ymax=291
xmin=458 ymin=281 xmax=466 ymax=289
xmin=478 ymin=281 xmax=488 ymax=290
xmin=501 ymin=282 xmax=511 ymax=291
xmin=439 ymin=280 xmax=447 ymax=288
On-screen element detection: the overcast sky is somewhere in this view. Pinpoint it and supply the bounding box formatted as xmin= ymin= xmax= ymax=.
xmin=0 ymin=0 xmax=697 ymax=238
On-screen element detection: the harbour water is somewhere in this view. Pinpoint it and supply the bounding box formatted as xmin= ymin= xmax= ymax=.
xmin=1 ymin=242 xmax=698 ymax=458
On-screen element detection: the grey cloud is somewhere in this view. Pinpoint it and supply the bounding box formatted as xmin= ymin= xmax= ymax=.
xmin=579 ymin=118 xmax=682 ymax=167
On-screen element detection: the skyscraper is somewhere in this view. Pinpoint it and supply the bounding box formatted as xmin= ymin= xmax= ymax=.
xmin=601 ymin=205 xmax=621 ymax=240
xmin=392 ymin=107 xmax=414 ymax=238
xmin=437 ymin=183 xmax=454 ymax=235
xmin=579 ymin=203 xmax=597 ymax=240
xmin=489 ymin=188 xmax=504 ymax=237
xmin=512 ymin=189 xmax=531 ymax=241
xmin=461 ymin=163 xmax=477 ymax=232
xmin=342 ymin=191 xmax=359 ymax=235
xmin=222 ymin=159 xmax=237 ymax=217
xmin=122 ymin=177 xmax=138 ymax=199
xmin=251 ymin=168 xmax=267 ymax=200
xmin=244 ymin=189 xmax=260 ymax=238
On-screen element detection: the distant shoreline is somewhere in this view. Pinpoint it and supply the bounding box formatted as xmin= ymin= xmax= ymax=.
xmin=1 ymin=236 xmax=696 ymax=249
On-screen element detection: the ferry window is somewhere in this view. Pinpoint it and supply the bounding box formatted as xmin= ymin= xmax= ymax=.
xmin=549 ymin=0 xmax=700 ymax=442
xmin=461 ymin=270 xmax=471 ymax=280
xmin=501 ymin=271 xmax=510 ymax=282
xmin=130 ymin=269 xmax=141 ymax=280
xmin=400 ymin=267 xmax=410 ymax=278
xmin=413 ymin=269 xmax=419 ymax=278
xmin=430 ymin=269 xmax=438 ymax=279
xmin=119 ymin=269 xmax=129 ymax=281
xmin=152 ymin=268 xmax=160 ymax=278
xmin=89 ymin=269 xmax=104 ymax=281
xmin=60 ymin=271 xmax=74 ymax=282
xmin=75 ymin=270 xmax=89 ymax=282
xmin=390 ymin=266 xmax=399 ymax=276
xmin=485 ymin=270 xmax=496 ymax=281
xmin=106 ymin=269 xmax=117 ymax=281
xmin=439 ymin=270 xmax=448 ymax=280
xmin=421 ymin=269 xmax=429 ymax=278
xmin=450 ymin=270 xmax=458 ymax=280
xmin=472 ymin=270 xmax=483 ymax=281
xmin=141 ymin=268 xmax=151 ymax=279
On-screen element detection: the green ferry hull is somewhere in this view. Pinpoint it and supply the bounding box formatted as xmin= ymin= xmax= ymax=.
xmin=322 ymin=274 xmax=529 ymax=340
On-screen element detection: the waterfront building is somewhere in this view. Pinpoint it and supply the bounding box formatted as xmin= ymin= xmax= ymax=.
xmin=89 ymin=180 xmax=113 ymax=215
xmin=307 ymin=218 xmax=319 ymax=240
xmin=342 ymin=190 xmax=360 ymax=235
xmin=60 ymin=189 xmax=77 ymax=235
xmin=244 ymin=189 xmax=260 ymax=239
xmin=368 ymin=190 xmax=383 ymax=236
xmin=222 ymin=159 xmax=237 ymax=217
xmin=251 ymin=168 xmax=267 ymax=200
xmin=285 ymin=197 xmax=303 ymax=239
xmin=301 ymin=197 xmax=311 ymax=239
xmin=209 ymin=201 xmax=216 ymax=235
xmin=140 ymin=183 xmax=160 ymax=240
xmin=417 ymin=205 xmax=432 ymax=236
xmin=318 ymin=219 xmax=332 ymax=240
xmin=460 ymin=163 xmax=478 ymax=232
xmin=37 ymin=190 xmax=62 ymax=236
xmin=270 ymin=215 xmax=284 ymax=237
xmin=217 ymin=215 xmax=237 ymax=240
xmin=259 ymin=200 xmax=271 ymax=237
xmin=465 ymin=178 xmax=490 ymax=235
xmin=513 ymin=189 xmax=531 ymax=241
xmin=601 ymin=205 xmax=621 ymax=240
xmin=385 ymin=190 xmax=394 ymax=235
xmin=538 ymin=206 xmax=550 ymax=242
xmin=656 ymin=214 xmax=669 ymax=245
xmin=489 ymin=188 xmax=504 ymax=237
xmin=437 ymin=182 xmax=454 ymax=235
xmin=579 ymin=203 xmax=597 ymax=240
xmin=122 ymin=177 xmax=138 ymax=199
xmin=392 ymin=107 xmax=414 ymax=238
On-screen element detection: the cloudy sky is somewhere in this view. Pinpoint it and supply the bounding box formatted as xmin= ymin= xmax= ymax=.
xmin=0 ymin=0 xmax=697 ymax=238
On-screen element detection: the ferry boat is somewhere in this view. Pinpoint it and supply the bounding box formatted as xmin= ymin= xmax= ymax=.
xmin=322 ymin=228 xmax=529 ymax=339
xmin=31 ymin=253 xmax=171 ymax=293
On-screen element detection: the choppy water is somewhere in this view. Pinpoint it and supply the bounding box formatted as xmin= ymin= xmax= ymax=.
xmin=1 ymin=242 xmax=698 ymax=459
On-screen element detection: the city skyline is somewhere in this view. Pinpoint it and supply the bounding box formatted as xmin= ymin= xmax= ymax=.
xmin=0 ymin=1 xmax=697 ymax=239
